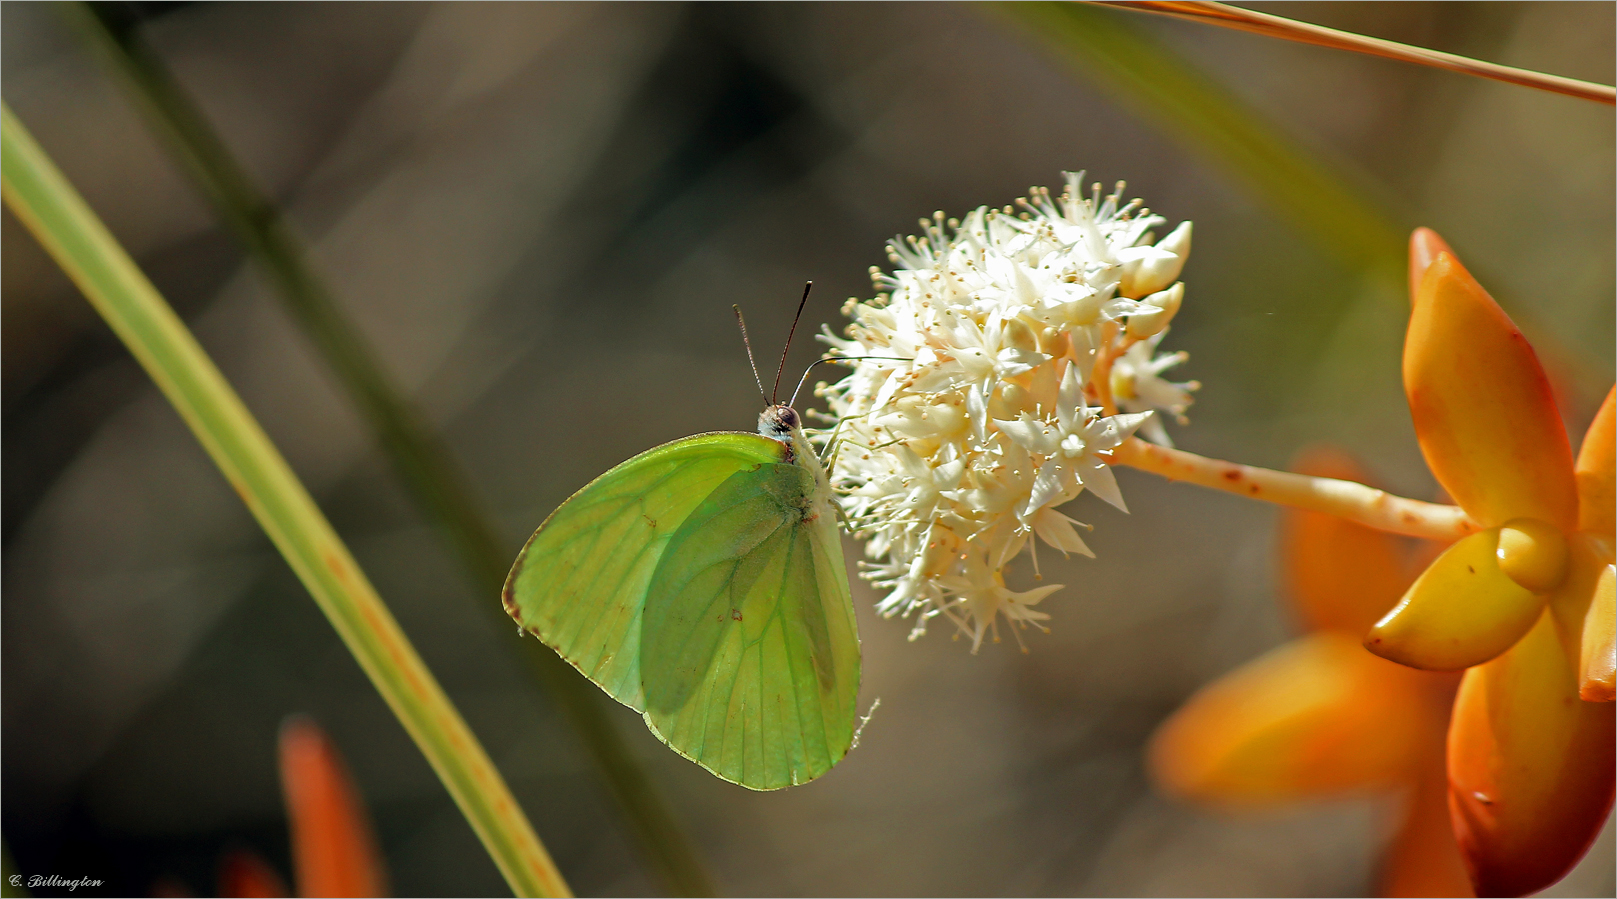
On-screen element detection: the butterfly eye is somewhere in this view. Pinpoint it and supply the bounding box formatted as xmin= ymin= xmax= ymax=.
xmin=778 ymin=407 xmax=800 ymax=429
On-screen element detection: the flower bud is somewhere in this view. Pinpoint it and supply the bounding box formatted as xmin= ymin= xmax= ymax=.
xmin=1126 ymin=282 xmax=1184 ymax=339
xmin=1495 ymin=517 xmax=1569 ymax=594
xmin=1157 ymin=219 xmax=1192 ymax=259
xmin=1003 ymin=317 xmax=1039 ymax=355
xmin=988 ymin=383 xmax=1033 ymax=419
xmin=1118 ymin=221 xmax=1191 ymax=298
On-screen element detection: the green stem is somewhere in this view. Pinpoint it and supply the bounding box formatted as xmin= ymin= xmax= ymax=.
xmin=2 ymin=103 xmax=569 ymax=899
xmin=65 ymin=5 xmax=714 ymax=895
xmin=988 ymin=1 xmax=1406 ymax=276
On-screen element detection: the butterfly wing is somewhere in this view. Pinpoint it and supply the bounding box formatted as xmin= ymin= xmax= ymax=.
xmin=503 ymin=432 xmax=789 ymax=712
xmin=640 ymin=452 xmax=859 ymax=790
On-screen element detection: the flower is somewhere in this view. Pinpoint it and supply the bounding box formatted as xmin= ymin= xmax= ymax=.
xmin=1358 ymin=230 xmax=1614 ymax=896
xmin=1149 ymin=448 xmax=1471 ymax=897
xmin=817 ymin=173 xmax=1195 ymax=648
xmin=177 ymin=716 xmax=385 ymax=897
xmin=278 ymin=716 xmax=388 ymax=898
xmin=1110 ymin=330 xmax=1198 ymax=448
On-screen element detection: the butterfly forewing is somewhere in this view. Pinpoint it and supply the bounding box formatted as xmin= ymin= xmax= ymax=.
xmin=504 ymin=433 xmax=788 ymax=712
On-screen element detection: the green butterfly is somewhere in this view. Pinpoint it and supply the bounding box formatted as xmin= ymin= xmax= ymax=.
xmin=503 ymin=293 xmax=861 ymax=790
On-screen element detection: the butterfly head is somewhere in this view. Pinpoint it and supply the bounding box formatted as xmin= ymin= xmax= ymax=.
xmin=759 ymin=404 xmax=802 ymax=443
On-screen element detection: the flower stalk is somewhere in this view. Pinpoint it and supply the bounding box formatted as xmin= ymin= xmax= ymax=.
xmin=1110 ymin=437 xmax=1479 ymax=540
xmin=1095 ymin=1 xmax=1617 ymax=105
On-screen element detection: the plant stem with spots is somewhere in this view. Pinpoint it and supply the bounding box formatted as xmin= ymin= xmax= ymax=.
xmin=1111 ymin=437 xmax=1476 ymax=539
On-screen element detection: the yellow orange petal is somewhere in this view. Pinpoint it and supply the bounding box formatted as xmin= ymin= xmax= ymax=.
xmin=1283 ymin=447 xmax=1413 ymax=635
xmin=1408 ymin=227 xmax=1456 ymax=310
xmin=1447 ymin=610 xmax=1615 ymax=897
xmin=1580 ymin=565 xmax=1615 ymax=702
xmin=219 ymin=849 xmax=289 ymax=898
xmin=1149 ymin=633 xmax=1427 ymax=804
xmin=1576 ymin=386 xmax=1615 ymax=545
xmin=1542 ymin=536 xmax=1616 ymax=704
xmin=279 ymin=717 xmax=389 ymax=899
xmin=1404 ymin=253 xmax=1578 ymax=531
xmin=1377 ymin=763 xmax=1474 ymax=898
xmin=1367 ymin=529 xmax=1546 ymax=671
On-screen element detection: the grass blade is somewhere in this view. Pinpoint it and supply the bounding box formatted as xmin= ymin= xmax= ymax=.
xmin=1 ymin=102 xmax=570 ymax=899
xmin=1096 ymin=1 xmax=1616 ymax=106
xmin=991 ymin=1 xmax=1406 ymax=277
xmin=64 ymin=5 xmax=714 ymax=893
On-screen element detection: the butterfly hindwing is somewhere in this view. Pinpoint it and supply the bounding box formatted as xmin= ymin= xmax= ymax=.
xmin=504 ymin=426 xmax=860 ymax=791
xmin=640 ymin=459 xmax=858 ymax=789
xmin=503 ymin=433 xmax=788 ymax=712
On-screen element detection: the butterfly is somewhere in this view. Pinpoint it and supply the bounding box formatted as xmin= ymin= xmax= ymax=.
xmin=502 ymin=286 xmax=862 ymax=790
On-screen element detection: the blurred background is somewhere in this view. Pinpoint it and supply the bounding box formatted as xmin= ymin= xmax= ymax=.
xmin=2 ymin=2 xmax=1612 ymax=895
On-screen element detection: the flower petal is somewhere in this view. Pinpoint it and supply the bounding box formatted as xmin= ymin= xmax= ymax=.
xmin=1403 ymin=252 xmax=1578 ymax=530
xmin=219 ymin=849 xmax=290 ymax=899
xmin=1377 ymin=762 xmax=1475 ymax=899
xmin=1581 ymin=564 xmax=1615 ymax=702
xmin=1283 ymin=447 xmax=1415 ymax=635
xmin=279 ymin=716 xmax=388 ymax=899
xmin=1076 ymin=456 xmax=1127 ymax=512
xmin=1149 ymin=633 xmax=1429 ymax=804
xmin=1032 ymin=508 xmax=1094 ymax=558
xmin=1407 ymin=227 xmax=1457 ymax=309
xmin=1447 ymin=609 xmax=1615 ymax=897
xmin=1366 ymin=529 xmax=1545 ymax=671
xmin=1575 ymin=386 xmax=1615 ymax=543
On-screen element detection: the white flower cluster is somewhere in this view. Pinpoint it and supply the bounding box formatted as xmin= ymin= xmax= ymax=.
xmin=816 ymin=173 xmax=1198 ymax=649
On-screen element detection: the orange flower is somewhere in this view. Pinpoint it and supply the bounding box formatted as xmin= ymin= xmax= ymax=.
xmin=278 ymin=717 xmax=389 ymax=898
xmin=1150 ymin=449 xmax=1470 ymax=897
xmin=1363 ymin=230 xmax=1615 ymax=897
xmin=217 ymin=717 xmax=389 ymax=898
xmin=220 ymin=849 xmax=291 ymax=898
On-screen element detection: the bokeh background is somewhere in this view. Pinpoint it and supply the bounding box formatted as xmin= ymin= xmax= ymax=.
xmin=3 ymin=2 xmax=1612 ymax=895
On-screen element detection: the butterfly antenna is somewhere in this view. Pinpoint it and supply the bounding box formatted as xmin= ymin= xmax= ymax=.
xmin=788 ymin=355 xmax=914 ymax=409
xmin=772 ymin=281 xmax=813 ymax=405
xmin=733 ymin=305 xmax=769 ymax=407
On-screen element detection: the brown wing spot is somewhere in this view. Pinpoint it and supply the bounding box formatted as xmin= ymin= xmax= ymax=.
xmin=502 ymin=575 xmax=522 ymax=620
xmin=731 ymin=609 xmax=743 ymax=621
xmin=643 ymin=514 xmax=657 ymax=528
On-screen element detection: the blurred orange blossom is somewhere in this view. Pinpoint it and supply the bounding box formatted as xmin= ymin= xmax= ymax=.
xmin=1366 ymin=229 xmax=1613 ymax=897
xmin=219 ymin=717 xmax=389 ymax=899
xmin=1153 ymin=229 xmax=1613 ymax=898
xmin=1149 ymin=448 xmax=1470 ymax=897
